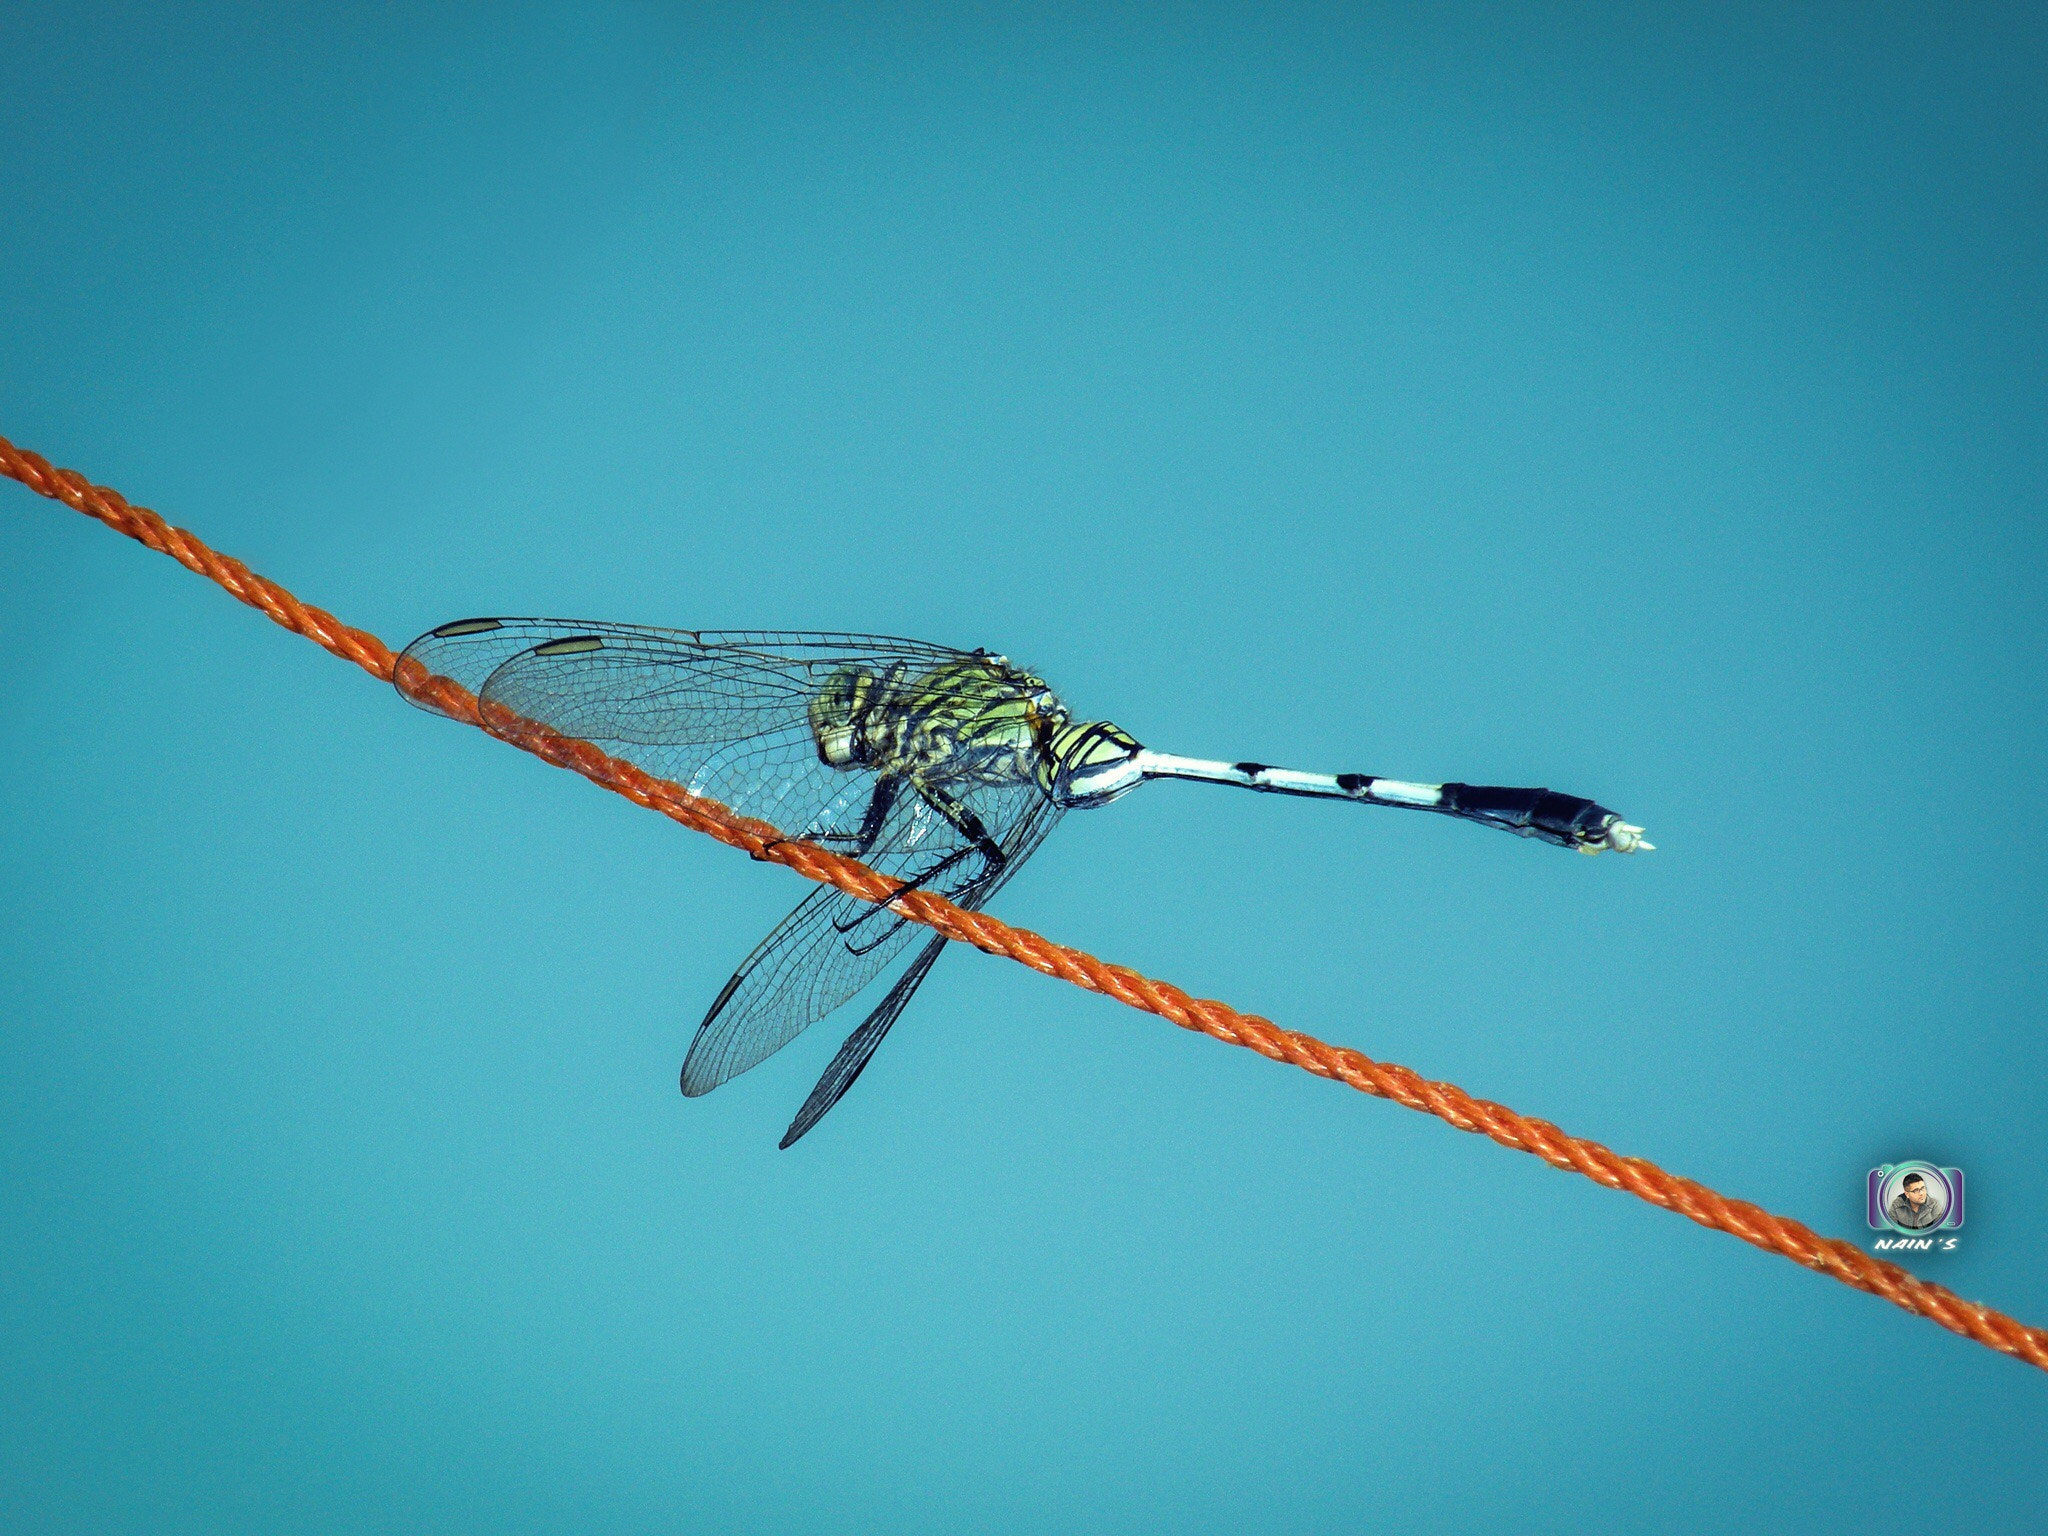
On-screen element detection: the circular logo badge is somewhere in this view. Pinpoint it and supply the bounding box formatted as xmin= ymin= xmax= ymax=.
xmin=1877 ymin=1161 xmax=1952 ymax=1232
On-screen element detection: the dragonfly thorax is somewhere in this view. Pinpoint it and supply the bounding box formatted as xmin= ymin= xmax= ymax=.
xmin=809 ymin=656 xmax=1064 ymax=789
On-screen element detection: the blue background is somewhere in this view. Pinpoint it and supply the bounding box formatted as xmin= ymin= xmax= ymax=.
xmin=3 ymin=5 xmax=2044 ymax=1531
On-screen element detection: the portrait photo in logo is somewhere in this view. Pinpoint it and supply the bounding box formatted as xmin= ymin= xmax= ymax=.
xmin=1867 ymin=1162 xmax=1964 ymax=1235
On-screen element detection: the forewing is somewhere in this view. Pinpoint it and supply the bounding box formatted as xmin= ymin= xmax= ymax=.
xmin=682 ymin=883 xmax=925 ymax=1095
xmin=397 ymin=619 xmax=976 ymax=834
xmin=397 ymin=620 xmax=964 ymax=710
xmin=683 ymin=779 xmax=1063 ymax=1097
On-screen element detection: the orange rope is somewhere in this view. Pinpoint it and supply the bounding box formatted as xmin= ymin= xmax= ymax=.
xmin=7 ymin=432 xmax=2045 ymax=1375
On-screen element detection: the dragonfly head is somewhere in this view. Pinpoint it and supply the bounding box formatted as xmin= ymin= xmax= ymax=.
xmin=1042 ymin=719 xmax=1147 ymax=808
xmin=809 ymin=666 xmax=878 ymax=769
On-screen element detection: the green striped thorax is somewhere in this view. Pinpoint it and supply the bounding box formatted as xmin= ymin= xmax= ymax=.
xmin=809 ymin=653 xmax=1146 ymax=809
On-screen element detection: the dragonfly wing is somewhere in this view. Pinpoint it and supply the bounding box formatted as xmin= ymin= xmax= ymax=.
xmin=398 ymin=620 xmax=966 ymax=713
xmin=779 ymin=933 xmax=948 ymax=1148
xmin=685 ymin=783 xmax=1065 ymax=1100
xmin=399 ymin=619 xmax=979 ymax=834
xmin=682 ymin=882 xmax=928 ymax=1095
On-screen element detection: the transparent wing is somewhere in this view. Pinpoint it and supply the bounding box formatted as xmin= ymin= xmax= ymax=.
xmin=396 ymin=618 xmax=977 ymax=834
xmin=683 ymin=784 xmax=1062 ymax=1098
xmin=779 ymin=934 xmax=949 ymax=1148
xmin=682 ymin=884 xmax=920 ymax=1096
xmin=398 ymin=619 xmax=965 ymax=709
xmin=396 ymin=616 xmax=1065 ymax=1118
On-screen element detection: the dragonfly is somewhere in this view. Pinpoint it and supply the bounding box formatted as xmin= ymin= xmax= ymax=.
xmin=399 ymin=620 xmax=1651 ymax=1147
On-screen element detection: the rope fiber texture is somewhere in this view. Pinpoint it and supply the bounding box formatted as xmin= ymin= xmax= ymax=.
xmin=7 ymin=431 xmax=2044 ymax=1376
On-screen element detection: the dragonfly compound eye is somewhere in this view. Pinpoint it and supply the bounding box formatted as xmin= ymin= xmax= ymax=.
xmin=809 ymin=666 xmax=877 ymax=768
xmin=1045 ymin=719 xmax=1147 ymax=808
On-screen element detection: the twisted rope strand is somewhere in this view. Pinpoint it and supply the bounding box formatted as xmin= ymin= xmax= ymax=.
xmin=6 ymin=431 xmax=2043 ymax=1374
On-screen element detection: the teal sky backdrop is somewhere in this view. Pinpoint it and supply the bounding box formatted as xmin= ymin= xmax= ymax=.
xmin=4 ymin=6 xmax=2045 ymax=1532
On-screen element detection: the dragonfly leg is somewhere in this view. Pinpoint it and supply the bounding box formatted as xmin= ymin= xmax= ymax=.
xmin=913 ymin=781 xmax=1008 ymax=873
xmin=851 ymin=775 xmax=902 ymax=856
xmin=831 ymin=782 xmax=1008 ymax=954
xmin=799 ymin=775 xmax=902 ymax=855
xmin=833 ymin=841 xmax=987 ymax=954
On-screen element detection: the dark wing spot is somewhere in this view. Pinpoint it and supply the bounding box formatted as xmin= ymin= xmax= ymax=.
xmin=1335 ymin=773 xmax=1372 ymax=794
xmin=1232 ymin=762 xmax=1270 ymax=778
xmin=431 ymin=618 xmax=503 ymax=637
xmin=532 ymin=636 xmax=604 ymax=656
